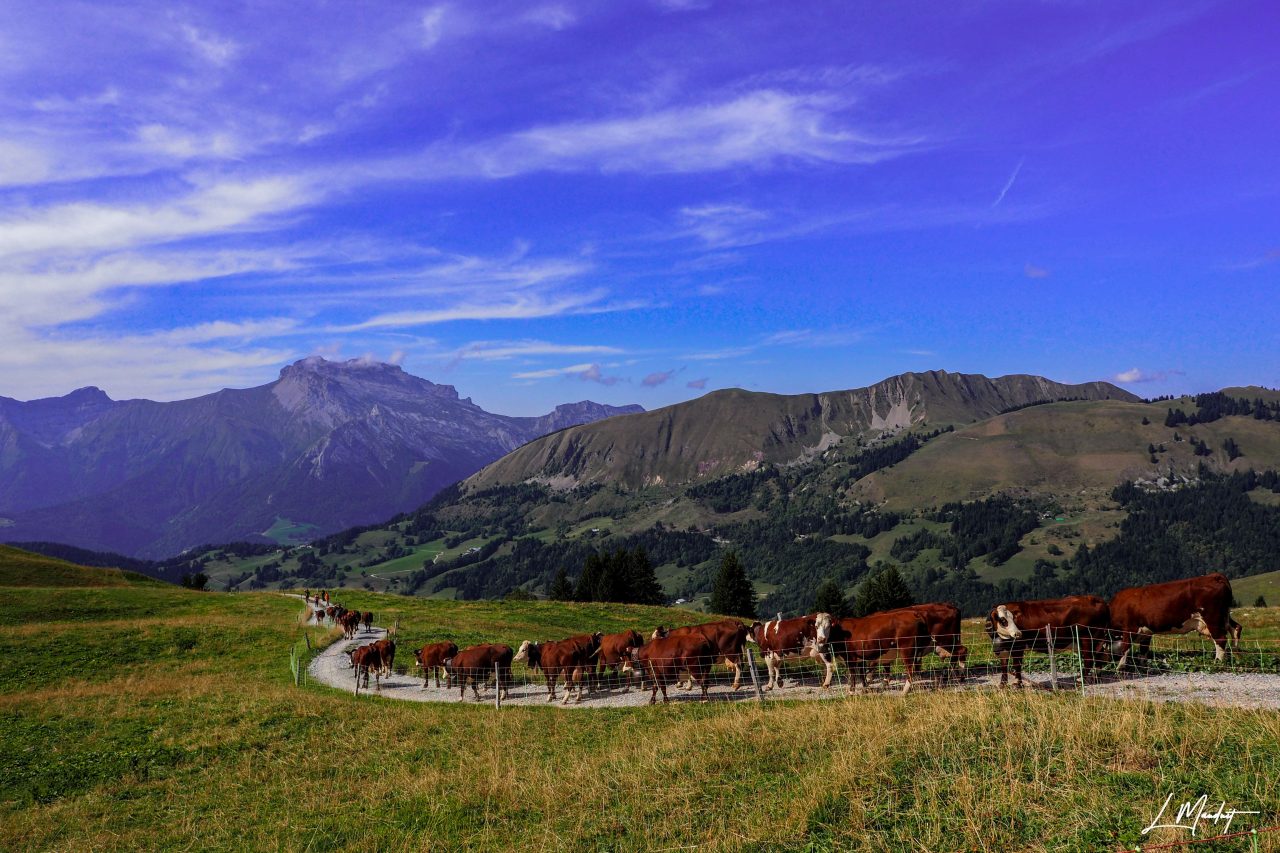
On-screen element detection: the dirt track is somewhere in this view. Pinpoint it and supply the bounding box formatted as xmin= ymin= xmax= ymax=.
xmin=305 ymin=618 xmax=1280 ymax=710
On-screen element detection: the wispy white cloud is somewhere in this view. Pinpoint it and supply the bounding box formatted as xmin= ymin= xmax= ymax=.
xmin=418 ymin=88 xmax=921 ymax=178
xmin=686 ymin=377 xmax=708 ymax=389
xmin=452 ymin=339 xmax=625 ymax=361
xmin=513 ymin=361 xmax=624 ymax=385
xmin=0 ymin=177 xmax=310 ymax=260
xmin=1024 ymin=262 xmax=1050 ymax=279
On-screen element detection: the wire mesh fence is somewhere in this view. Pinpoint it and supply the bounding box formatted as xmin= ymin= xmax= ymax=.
xmin=303 ymin=615 xmax=1280 ymax=707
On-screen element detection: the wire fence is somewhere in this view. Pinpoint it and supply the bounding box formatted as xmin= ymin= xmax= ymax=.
xmin=297 ymin=607 xmax=1280 ymax=706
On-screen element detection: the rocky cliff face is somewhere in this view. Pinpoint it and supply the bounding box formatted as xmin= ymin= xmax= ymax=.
xmin=466 ymin=370 xmax=1139 ymax=491
xmin=0 ymin=358 xmax=641 ymax=557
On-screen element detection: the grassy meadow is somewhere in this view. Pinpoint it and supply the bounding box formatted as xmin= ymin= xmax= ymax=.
xmin=3 ymin=547 xmax=1280 ymax=851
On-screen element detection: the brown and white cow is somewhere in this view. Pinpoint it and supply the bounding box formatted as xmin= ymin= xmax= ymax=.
xmin=313 ymin=609 xmax=326 ymax=624
xmin=652 ymin=619 xmax=752 ymax=690
xmin=1108 ymin=573 xmax=1236 ymax=668
xmin=621 ymin=634 xmax=716 ymax=704
xmin=594 ymin=629 xmax=644 ymax=691
xmin=825 ymin=610 xmax=930 ymax=695
xmin=445 ymin=644 xmax=514 ymax=702
xmin=514 ymin=633 xmax=602 ymax=704
xmin=986 ymin=595 xmax=1111 ymax=687
xmin=414 ymin=641 xmax=458 ymax=688
xmin=749 ymin=612 xmax=834 ymax=690
xmin=325 ymin=606 xmax=337 ymax=622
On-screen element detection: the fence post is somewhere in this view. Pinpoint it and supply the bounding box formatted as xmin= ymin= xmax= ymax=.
xmin=1074 ymin=625 xmax=1085 ymax=693
xmin=1046 ymin=625 xmax=1057 ymax=692
xmin=494 ymin=661 xmax=502 ymax=710
xmin=745 ymin=647 xmax=764 ymax=704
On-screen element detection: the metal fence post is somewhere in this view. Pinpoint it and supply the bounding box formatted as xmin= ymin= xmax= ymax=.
xmin=494 ymin=661 xmax=502 ymax=710
xmin=1046 ymin=625 xmax=1057 ymax=692
xmin=1074 ymin=625 xmax=1085 ymax=693
xmin=745 ymin=647 xmax=764 ymax=704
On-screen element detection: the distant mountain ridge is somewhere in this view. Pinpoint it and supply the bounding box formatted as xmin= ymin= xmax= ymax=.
xmin=467 ymin=370 xmax=1138 ymax=491
xmin=0 ymin=357 xmax=641 ymax=557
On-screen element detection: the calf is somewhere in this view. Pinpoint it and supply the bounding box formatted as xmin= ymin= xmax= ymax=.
xmin=652 ymin=619 xmax=752 ymax=690
xmin=445 ymin=644 xmax=514 ymax=702
xmin=748 ymin=612 xmax=834 ymax=690
xmin=622 ymin=634 xmax=716 ymax=704
xmin=514 ymin=633 xmax=602 ymax=704
xmin=826 ymin=611 xmax=930 ymax=695
xmin=414 ymin=641 xmax=458 ymax=688
xmin=594 ymin=630 xmax=644 ymax=691
xmin=1108 ymin=573 xmax=1236 ymax=668
xmin=986 ymin=594 xmax=1111 ymax=687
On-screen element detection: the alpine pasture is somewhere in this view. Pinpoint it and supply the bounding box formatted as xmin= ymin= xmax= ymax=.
xmin=4 ymin=546 xmax=1280 ymax=851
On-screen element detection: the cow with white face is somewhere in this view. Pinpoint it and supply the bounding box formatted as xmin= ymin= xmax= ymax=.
xmin=984 ymin=596 xmax=1111 ymax=687
xmin=748 ymin=612 xmax=834 ymax=690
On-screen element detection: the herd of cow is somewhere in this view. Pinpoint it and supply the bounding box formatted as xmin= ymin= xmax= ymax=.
xmin=303 ymin=572 xmax=1245 ymax=705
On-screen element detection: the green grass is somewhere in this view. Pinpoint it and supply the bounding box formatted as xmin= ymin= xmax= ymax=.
xmin=5 ymin=550 xmax=1280 ymax=851
xmin=0 ymin=544 xmax=157 ymax=588
xmin=1234 ymin=571 xmax=1280 ymax=608
xmin=260 ymin=515 xmax=320 ymax=545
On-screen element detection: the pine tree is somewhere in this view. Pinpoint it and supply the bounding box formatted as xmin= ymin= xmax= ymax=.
xmin=812 ymin=578 xmax=850 ymax=618
xmin=852 ymin=565 xmax=914 ymax=616
xmin=575 ymin=553 xmax=604 ymax=602
xmin=626 ymin=548 xmax=665 ymax=605
xmin=595 ymin=551 xmax=630 ymax=602
xmin=548 ymin=568 xmax=574 ymax=601
xmin=708 ymin=552 xmax=755 ymax=618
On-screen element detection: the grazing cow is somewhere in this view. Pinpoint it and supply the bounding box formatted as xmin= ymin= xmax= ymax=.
xmin=414 ymin=641 xmax=458 ymax=688
xmin=594 ymin=629 xmax=644 ymax=691
xmin=825 ymin=611 xmax=930 ymax=695
xmin=651 ymin=619 xmax=753 ymax=690
xmin=1108 ymin=573 xmax=1236 ymax=668
xmin=514 ymin=633 xmax=602 ymax=704
xmin=874 ymin=603 xmax=968 ymax=682
xmin=621 ymin=634 xmax=716 ymax=704
xmin=748 ymin=613 xmax=834 ymax=690
xmin=986 ymin=595 xmax=1111 ymax=687
xmin=350 ymin=643 xmax=384 ymax=695
xmin=445 ymin=644 xmax=514 ymax=702
xmin=361 ymin=611 xmax=374 ymax=633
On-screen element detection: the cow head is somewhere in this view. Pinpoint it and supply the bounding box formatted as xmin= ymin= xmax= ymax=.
xmin=618 ymin=645 xmax=643 ymax=678
xmin=813 ymin=612 xmax=833 ymax=650
xmin=513 ymin=640 xmax=541 ymax=668
xmin=746 ymin=622 xmax=763 ymax=644
xmin=651 ymin=625 xmax=669 ymax=641
xmin=990 ymin=604 xmax=1022 ymax=640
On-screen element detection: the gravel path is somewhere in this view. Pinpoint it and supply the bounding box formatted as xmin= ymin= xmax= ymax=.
xmin=303 ymin=620 xmax=1280 ymax=710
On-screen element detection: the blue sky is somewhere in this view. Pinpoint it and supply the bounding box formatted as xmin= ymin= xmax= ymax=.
xmin=1 ymin=0 xmax=1276 ymax=413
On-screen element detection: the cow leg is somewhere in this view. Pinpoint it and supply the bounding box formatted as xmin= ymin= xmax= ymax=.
xmin=1012 ymin=648 xmax=1026 ymax=687
xmin=763 ymin=653 xmax=777 ymax=690
xmin=727 ymin=656 xmax=742 ymax=691
xmin=997 ymin=652 xmax=1010 ymax=687
xmin=819 ymin=652 xmax=833 ymax=689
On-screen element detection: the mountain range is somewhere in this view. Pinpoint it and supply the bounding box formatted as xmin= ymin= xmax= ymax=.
xmin=0 ymin=357 xmax=641 ymax=557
